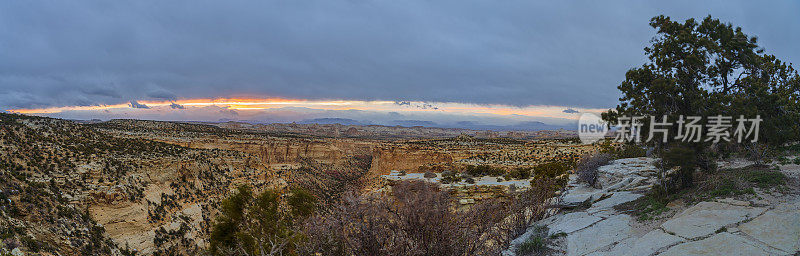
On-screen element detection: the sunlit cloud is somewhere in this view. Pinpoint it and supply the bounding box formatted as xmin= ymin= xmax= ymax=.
xmin=6 ymin=97 xmax=607 ymax=128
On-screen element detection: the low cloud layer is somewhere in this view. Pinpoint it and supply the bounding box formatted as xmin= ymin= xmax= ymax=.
xmin=1 ymin=1 xmax=798 ymax=113
xmin=129 ymin=101 xmax=150 ymax=109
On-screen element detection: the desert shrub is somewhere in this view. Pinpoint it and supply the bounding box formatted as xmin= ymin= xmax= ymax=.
xmin=209 ymin=186 xmax=316 ymax=256
xmin=440 ymin=171 xmax=461 ymax=184
xmin=507 ymin=167 xmax=532 ymax=180
xmin=532 ymin=162 xmax=569 ymax=178
xmin=515 ymin=225 xmax=549 ymax=256
xmin=300 ymin=179 xmax=561 ymax=256
xmin=576 ymin=153 xmax=612 ymax=187
xmin=517 ymin=236 xmax=545 ymax=255
xmin=707 ymin=179 xmax=754 ymax=197
xmin=778 ymin=156 xmax=791 ymax=165
xmin=423 ymin=172 xmax=437 ymax=179
xmin=464 ymin=177 xmax=476 ymax=184
xmin=632 ymin=185 xmax=671 ymax=221
xmin=661 ymin=145 xmax=698 ymax=191
xmin=742 ymin=169 xmax=786 ymax=189
xmin=603 ymin=143 xmax=647 ymax=159
xmin=465 ymin=165 xmax=505 ymax=177
xmin=299 ymin=181 xmax=511 ymax=255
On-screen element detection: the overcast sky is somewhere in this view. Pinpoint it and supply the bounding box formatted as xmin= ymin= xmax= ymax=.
xmin=1 ymin=0 xmax=798 ymax=123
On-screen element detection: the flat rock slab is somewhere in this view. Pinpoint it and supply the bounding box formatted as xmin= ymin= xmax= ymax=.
xmin=583 ymin=237 xmax=636 ymax=256
xmin=585 ymin=228 xmax=685 ymax=256
xmin=567 ymin=214 xmax=632 ymax=256
xmin=622 ymin=229 xmax=684 ymax=256
xmin=588 ymin=192 xmax=642 ymax=213
xmin=548 ymin=212 xmax=603 ymax=235
xmin=739 ymin=202 xmax=800 ymax=253
xmin=562 ymin=185 xmax=604 ymax=205
xmin=661 ymin=201 xmax=766 ymax=239
xmin=658 ymin=232 xmax=784 ymax=256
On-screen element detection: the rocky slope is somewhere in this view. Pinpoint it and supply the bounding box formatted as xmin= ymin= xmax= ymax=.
xmin=506 ymin=157 xmax=800 ymax=256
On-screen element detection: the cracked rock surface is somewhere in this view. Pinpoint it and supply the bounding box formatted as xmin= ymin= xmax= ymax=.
xmin=504 ymin=157 xmax=800 ymax=256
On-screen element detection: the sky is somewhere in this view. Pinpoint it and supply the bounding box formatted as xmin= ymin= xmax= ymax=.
xmin=1 ymin=1 xmax=798 ymax=128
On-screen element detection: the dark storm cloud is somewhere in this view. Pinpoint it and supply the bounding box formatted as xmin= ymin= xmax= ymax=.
xmin=129 ymin=100 xmax=150 ymax=109
xmin=1 ymin=0 xmax=798 ymax=110
xmin=169 ymin=102 xmax=185 ymax=109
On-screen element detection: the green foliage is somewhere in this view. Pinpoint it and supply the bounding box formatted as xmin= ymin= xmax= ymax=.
xmin=633 ymin=185 xmax=671 ymax=221
xmin=515 ymin=225 xmax=549 ymax=256
xmin=440 ymin=170 xmax=461 ymax=184
xmin=548 ymin=232 xmax=567 ymax=239
xmin=778 ymin=156 xmax=791 ymax=165
xmin=602 ymin=15 xmax=800 ymax=152
xmin=708 ymin=179 xmax=755 ymax=197
xmin=709 ymin=167 xmax=785 ymax=197
xmin=662 ymin=145 xmax=698 ymax=190
xmin=742 ymin=169 xmax=786 ymax=189
xmin=615 ymin=144 xmax=647 ymax=158
xmin=599 ymin=142 xmax=647 ymax=159
xmin=209 ymin=186 xmax=316 ymax=256
xmin=532 ymin=162 xmax=569 ymax=179
xmin=287 ymin=189 xmax=316 ymax=219
xmin=507 ymin=167 xmax=532 ymax=180
xmin=465 ymin=165 xmax=505 ymax=177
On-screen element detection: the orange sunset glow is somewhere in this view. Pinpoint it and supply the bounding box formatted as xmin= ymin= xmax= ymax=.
xmin=7 ymin=97 xmax=604 ymax=120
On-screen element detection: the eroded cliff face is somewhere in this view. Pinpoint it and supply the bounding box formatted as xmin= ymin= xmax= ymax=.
xmin=87 ymin=153 xmax=276 ymax=255
xmin=369 ymin=146 xmax=454 ymax=175
xmin=151 ymin=135 xmax=376 ymax=166
xmin=252 ymin=139 xmax=375 ymax=165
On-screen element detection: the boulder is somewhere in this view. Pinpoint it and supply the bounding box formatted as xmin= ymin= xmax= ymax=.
xmin=595 ymin=158 xmax=658 ymax=189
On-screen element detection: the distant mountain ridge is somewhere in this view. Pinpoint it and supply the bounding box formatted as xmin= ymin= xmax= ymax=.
xmin=291 ymin=118 xmax=575 ymax=131
xmin=298 ymin=118 xmax=368 ymax=126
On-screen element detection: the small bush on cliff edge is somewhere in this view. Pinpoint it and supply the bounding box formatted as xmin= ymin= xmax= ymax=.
xmin=576 ymin=153 xmax=612 ymax=188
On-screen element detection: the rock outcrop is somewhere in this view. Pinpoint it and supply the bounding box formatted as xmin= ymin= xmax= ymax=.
xmin=505 ymin=157 xmax=800 ymax=256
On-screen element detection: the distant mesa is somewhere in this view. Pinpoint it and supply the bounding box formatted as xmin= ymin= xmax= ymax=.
xmin=343 ymin=127 xmax=360 ymax=136
xmin=299 ymin=118 xmax=367 ymax=126
xmin=449 ymin=120 xmax=574 ymax=131
xmin=390 ymin=120 xmax=438 ymax=127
